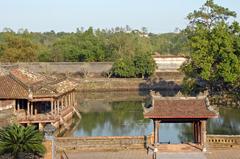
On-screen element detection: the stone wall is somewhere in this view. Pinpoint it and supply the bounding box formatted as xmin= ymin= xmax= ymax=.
xmin=153 ymin=56 xmax=187 ymax=72
xmin=56 ymin=136 xmax=151 ymax=152
xmin=1 ymin=62 xmax=113 ymax=75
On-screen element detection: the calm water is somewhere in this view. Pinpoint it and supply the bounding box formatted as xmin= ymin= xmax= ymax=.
xmin=65 ymin=91 xmax=240 ymax=143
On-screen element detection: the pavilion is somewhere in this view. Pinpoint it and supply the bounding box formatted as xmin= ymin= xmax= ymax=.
xmin=0 ymin=67 xmax=78 ymax=131
xmin=144 ymin=91 xmax=218 ymax=152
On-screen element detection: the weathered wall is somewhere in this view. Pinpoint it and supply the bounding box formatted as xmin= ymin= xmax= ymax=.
xmin=56 ymin=136 xmax=150 ymax=152
xmin=1 ymin=62 xmax=113 ymax=75
xmin=1 ymin=56 xmax=188 ymax=75
xmin=153 ymin=56 xmax=187 ymax=72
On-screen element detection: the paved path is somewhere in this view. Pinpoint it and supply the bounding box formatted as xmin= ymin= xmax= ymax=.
xmin=63 ymin=149 xmax=240 ymax=159
xmin=206 ymin=149 xmax=240 ymax=159
xmin=65 ymin=150 xmax=152 ymax=159
xmin=157 ymin=152 xmax=206 ymax=159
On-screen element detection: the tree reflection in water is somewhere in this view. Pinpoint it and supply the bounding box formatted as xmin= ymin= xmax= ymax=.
xmin=208 ymin=108 xmax=240 ymax=135
xmin=65 ymin=97 xmax=240 ymax=141
xmin=71 ymin=101 xmax=151 ymax=136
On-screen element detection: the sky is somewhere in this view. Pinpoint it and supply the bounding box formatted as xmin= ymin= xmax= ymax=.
xmin=0 ymin=0 xmax=240 ymax=33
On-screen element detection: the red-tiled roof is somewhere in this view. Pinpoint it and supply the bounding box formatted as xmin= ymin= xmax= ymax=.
xmin=0 ymin=68 xmax=77 ymax=99
xmin=10 ymin=68 xmax=45 ymax=85
xmin=144 ymin=98 xmax=217 ymax=119
xmin=0 ymin=75 xmax=29 ymax=99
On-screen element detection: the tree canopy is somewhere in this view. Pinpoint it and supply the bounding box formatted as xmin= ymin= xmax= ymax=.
xmin=182 ymin=0 xmax=240 ymax=95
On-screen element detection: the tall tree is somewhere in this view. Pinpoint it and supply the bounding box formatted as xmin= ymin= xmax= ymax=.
xmin=182 ymin=0 xmax=240 ymax=95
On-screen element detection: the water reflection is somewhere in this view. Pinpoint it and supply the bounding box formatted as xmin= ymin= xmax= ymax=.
xmin=208 ymin=108 xmax=240 ymax=135
xmin=65 ymin=92 xmax=240 ymax=143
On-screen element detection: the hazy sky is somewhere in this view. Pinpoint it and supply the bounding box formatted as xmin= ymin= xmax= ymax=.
xmin=0 ymin=0 xmax=239 ymax=33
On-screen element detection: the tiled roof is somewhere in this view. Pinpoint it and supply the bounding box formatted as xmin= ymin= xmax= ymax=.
xmin=0 ymin=67 xmax=8 ymax=77
xmin=0 ymin=68 xmax=77 ymax=99
xmin=10 ymin=68 xmax=45 ymax=85
xmin=144 ymin=98 xmax=217 ymax=119
xmin=0 ymin=75 xmax=29 ymax=99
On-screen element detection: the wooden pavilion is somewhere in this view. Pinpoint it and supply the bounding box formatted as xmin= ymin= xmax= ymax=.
xmin=144 ymin=91 xmax=218 ymax=152
xmin=0 ymin=67 xmax=77 ymax=131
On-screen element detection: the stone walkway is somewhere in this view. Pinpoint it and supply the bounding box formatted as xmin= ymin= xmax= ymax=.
xmin=157 ymin=152 xmax=206 ymax=159
xmin=63 ymin=149 xmax=240 ymax=159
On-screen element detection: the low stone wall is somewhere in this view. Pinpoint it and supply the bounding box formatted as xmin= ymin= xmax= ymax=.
xmin=75 ymin=78 xmax=181 ymax=92
xmin=207 ymin=135 xmax=240 ymax=149
xmin=56 ymin=136 xmax=150 ymax=152
xmin=1 ymin=62 xmax=113 ymax=76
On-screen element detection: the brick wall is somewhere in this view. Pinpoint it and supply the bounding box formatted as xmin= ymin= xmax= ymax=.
xmin=56 ymin=136 xmax=151 ymax=152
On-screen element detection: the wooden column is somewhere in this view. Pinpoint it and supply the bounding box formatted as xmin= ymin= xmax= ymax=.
xmin=198 ymin=121 xmax=201 ymax=144
xmin=30 ymin=102 xmax=33 ymax=116
xmin=57 ymin=99 xmax=60 ymax=115
xmin=73 ymin=92 xmax=75 ymax=107
xmin=153 ymin=119 xmax=158 ymax=146
xmin=34 ymin=103 xmax=37 ymax=115
xmin=65 ymin=95 xmax=67 ymax=107
xmin=27 ymin=101 xmax=30 ymax=116
xmin=17 ymin=100 xmax=20 ymax=111
xmin=157 ymin=121 xmax=160 ymax=143
xmin=201 ymin=120 xmax=207 ymax=152
xmin=70 ymin=92 xmax=72 ymax=107
xmin=193 ymin=122 xmax=196 ymax=143
xmin=61 ymin=97 xmax=64 ymax=109
xmin=51 ymin=100 xmax=53 ymax=115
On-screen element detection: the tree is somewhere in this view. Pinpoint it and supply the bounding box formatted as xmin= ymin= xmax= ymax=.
xmin=0 ymin=33 xmax=39 ymax=62
xmin=134 ymin=53 xmax=156 ymax=78
xmin=112 ymin=57 xmax=136 ymax=78
xmin=187 ymin=0 xmax=236 ymax=29
xmin=182 ymin=0 xmax=240 ymax=95
xmin=0 ymin=124 xmax=46 ymax=158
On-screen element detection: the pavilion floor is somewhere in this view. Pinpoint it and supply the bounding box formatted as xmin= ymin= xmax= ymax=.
xmin=153 ymin=143 xmax=202 ymax=152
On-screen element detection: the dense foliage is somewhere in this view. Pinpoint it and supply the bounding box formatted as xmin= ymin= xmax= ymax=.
xmin=0 ymin=26 xmax=188 ymax=77
xmin=182 ymin=0 xmax=240 ymax=95
xmin=0 ymin=28 xmax=188 ymax=63
xmin=0 ymin=124 xmax=45 ymax=158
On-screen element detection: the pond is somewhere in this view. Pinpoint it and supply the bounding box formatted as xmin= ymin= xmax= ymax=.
xmin=64 ymin=91 xmax=240 ymax=144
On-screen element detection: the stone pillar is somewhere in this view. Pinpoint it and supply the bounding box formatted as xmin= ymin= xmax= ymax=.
xmin=201 ymin=120 xmax=207 ymax=152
